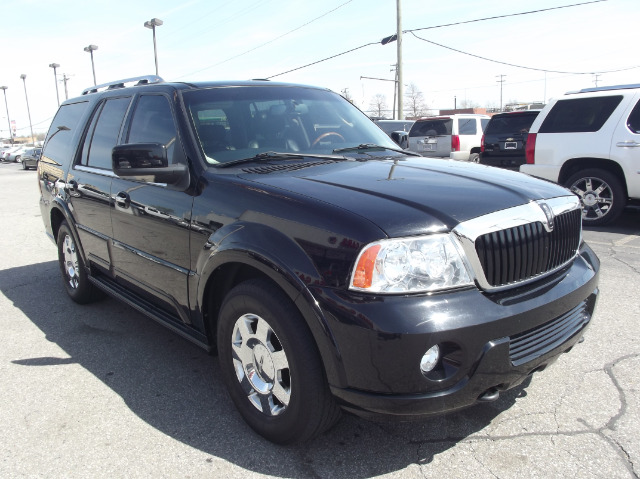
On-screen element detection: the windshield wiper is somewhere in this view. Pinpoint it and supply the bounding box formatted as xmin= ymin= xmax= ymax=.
xmin=332 ymin=143 xmax=422 ymax=157
xmin=216 ymin=151 xmax=350 ymax=168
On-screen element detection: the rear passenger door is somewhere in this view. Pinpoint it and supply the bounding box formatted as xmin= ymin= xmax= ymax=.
xmin=613 ymin=93 xmax=640 ymax=198
xmin=67 ymin=96 xmax=132 ymax=272
xmin=110 ymin=93 xmax=193 ymax=323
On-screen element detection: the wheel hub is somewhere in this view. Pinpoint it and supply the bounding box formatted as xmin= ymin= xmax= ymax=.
xmin=583 ymin=192 xmax=598 ymax=207
xmin=250 ymin=343 xmax=275 ymax=387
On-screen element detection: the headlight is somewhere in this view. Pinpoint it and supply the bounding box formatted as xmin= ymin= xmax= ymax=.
xmin=349 ymin=234 xmax=473 ymax=293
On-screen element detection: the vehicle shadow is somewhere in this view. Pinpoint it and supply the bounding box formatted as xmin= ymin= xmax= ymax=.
xmin=1 ymin=260 xmax=529 ymax=478
xmin=583 ymin=206 xmax=640 ymax=234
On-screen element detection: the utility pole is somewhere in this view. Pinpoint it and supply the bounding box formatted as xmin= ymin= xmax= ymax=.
xmin=496 ymin=74 xmax=506 ymax=111
xmin=62 ymin=74 xmax=70 ymax=100
xmin=396 ymin=0 xmax=403 ymax=120
xmin=391 ymin=64 xmax=398 ymax=119
xmin=594 ymin=74 xmax=601 ymax=87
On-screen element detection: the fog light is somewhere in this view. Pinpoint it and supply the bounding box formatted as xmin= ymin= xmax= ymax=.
xmin=420 ymin=345 xmax=440 ymax=373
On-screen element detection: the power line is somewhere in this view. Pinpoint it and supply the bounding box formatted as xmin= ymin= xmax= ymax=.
xmin=175 ymin=0 xmax=354 ymax=79
xmin=264 ymin=0 xmax=615 ymax=80
xmin=409 ymin=31 xmax=640 ymax=75
xmin=267 ymin=42 xmax=378 ymax=79
xmin=405 ymin=0 xmax=608 ymax=34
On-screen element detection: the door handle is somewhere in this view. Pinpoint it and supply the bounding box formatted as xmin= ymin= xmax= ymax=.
xmin=616 ymin=141 xmax=640 ymax=148
xmin=115 ymin=191 xmax=131 ymax=208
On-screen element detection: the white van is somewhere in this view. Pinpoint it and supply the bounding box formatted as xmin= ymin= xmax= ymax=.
xmin=407 ymin=114 xmax=490 ymax=162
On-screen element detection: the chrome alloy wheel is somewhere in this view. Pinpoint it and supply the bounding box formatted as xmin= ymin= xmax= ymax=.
xmin=62 ymin=233 xmax=81 ymax=289
xmin=231 ymin=313 xmax=291 ymax=416
xmin=569 ymin=176 xmax=613 ymax=220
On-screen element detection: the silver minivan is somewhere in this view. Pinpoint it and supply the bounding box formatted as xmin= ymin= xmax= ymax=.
xmin=407 ymin=114 xmax=490 ymax=161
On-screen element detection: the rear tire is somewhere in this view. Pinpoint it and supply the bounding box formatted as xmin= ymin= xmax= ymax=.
xmin=57 ymin=221 xmax=101 ymax=304
xmin=217 ymin=279 xmax=340 ymax=444
xmin=468 ymin=153 xmax=480 ymax=163
xmin=565 ymin=168 xmax=625 ymax=226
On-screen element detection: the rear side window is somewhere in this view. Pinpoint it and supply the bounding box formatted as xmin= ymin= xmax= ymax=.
xmin=409 ymin=119 xmax=452 ymax=137
xmin=42 ymin=101 xmax=89 ymax=165
xmin=627 ymin=100 xmax=640 ymax=134
xmin=539 ymin=96 xmax=623 ymax=133
xmin=458 ymin=118 xmax=477 ymax=135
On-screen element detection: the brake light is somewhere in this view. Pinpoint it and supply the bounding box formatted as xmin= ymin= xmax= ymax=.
xmin=525 ymin=133 xmax=537 ymax=164
xmin=451 ymin=135 xmax=460 ymax=152
xmin=480 ymin=134 xmax=485 ymax=152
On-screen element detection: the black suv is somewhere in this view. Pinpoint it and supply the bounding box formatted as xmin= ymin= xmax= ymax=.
xmin=480 ymin=110 xmax=540 ymax=170
xmin=38 ymin=76 xmax=599 ymax=444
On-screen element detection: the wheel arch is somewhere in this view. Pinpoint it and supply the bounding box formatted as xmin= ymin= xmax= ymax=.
xmin=559 ymin=158 xmax=628 ymax=197
xmin=196 ymin=225 xmax=347 ymax=387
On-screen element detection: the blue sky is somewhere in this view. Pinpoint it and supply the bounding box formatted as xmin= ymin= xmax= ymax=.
xmin=1 ymin=0 xmax=637 ymax=138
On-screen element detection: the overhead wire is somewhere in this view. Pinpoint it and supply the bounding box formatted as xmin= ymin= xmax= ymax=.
xmin=409 ymin=32 xmax=640 ymax=75
xmin=265 ymin=0 xmax=630 ymax=80
xmin=175 ymin=0 xmax=355 ymax=79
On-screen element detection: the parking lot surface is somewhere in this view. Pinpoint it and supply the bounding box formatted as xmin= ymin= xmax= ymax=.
xmin=1 ymin=160 xmax=638 ymax=478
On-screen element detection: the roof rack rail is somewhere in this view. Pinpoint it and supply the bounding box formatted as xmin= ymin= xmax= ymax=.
xmin=82 ymin=75 xmax=164 ymax=95
xmin=566 ymin=83 xmax=640 ymax=95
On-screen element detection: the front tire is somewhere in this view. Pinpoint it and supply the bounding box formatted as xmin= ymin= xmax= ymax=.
xmin=57 ymin=221 xmax=100 ymax=304
xmin=21 ymin=160 xmax=27 ymax=170
xmin=565 ymin=168 xmax=625 ymax=226
xmin=217 ymin=279 xmax=340 ymax=444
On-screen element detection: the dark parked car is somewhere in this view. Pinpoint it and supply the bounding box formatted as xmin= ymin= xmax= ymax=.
xmin=374 ymin=119 xmax=414 ymax=149
xmin=38 ymin=76 xmax=599 ymax=444
xmin=20 ymin=147 xmax=41 ymax=170
xmin=480 ymin=110 xmax=540 ymax=170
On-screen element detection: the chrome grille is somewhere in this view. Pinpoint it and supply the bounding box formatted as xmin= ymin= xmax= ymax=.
xmin=474 ymin=208 xmax=582 ymax=287
xmin=509 ymin=300 xmax=590 ymax=366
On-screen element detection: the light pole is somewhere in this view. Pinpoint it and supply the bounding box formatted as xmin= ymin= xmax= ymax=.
xmin=1 ymin=86 xmax=13 ymax=144
xmin=144 ymin=18 xmax=163 ymax=76
xmin=20 ymin=74 xmax=35 ymax=145
xmin=49 ymin=63 xmax=60 ymax=106
xmin=84 ymin=44 xmax=98 ymax=86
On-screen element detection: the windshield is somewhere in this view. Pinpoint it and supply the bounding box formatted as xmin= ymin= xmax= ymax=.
xmin=182 ymin=85 xmax=398 ymax=164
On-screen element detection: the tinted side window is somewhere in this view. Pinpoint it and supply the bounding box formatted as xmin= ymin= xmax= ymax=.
xmin=81 ymin=97 xmax=131 ymax=169
xmin=627 ymin=100 xmax=640 ymax=134
xmin=458 ymin=118 xmax=477 ymax=135
xmin=539 ymin=96 xmax=623 ymax=133
xmin=127 ymin=95 xmax=181 ymax=164
xmin=42 ymin=101 xmax=89 ymax=165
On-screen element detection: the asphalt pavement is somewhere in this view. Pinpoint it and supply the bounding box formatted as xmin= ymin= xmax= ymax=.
xmin=1 ymin=160 xmax=638 ymax=478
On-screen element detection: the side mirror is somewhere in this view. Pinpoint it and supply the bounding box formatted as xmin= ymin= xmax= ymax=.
xmin=112 ymin=143 xmax=189 ymax=187
xmin=390 ymin=131 xmax=408 ymax=149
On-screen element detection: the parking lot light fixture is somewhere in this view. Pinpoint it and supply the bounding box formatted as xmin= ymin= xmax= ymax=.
xmin=83 ymin=44 xmax=99 ymax=86
xmin=20 ymin=74 xmax=35 ymax=145
xmin=144 ymin=18 xmax=163 ymax=76
xmin=1 ymin=86 xmax=13 ymax=144
xmin=49 ymin=63 xmax=61 ymax=106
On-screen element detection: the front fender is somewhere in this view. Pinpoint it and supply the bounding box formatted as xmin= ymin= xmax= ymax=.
xmin=193 ymin=221 xmax=347 ymax=386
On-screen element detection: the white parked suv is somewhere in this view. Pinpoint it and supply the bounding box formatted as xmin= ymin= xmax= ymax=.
xmin=407 ymin=114 xmax=490 ymax=162
xmin=521 ymin=84 xmax=640 ymax=225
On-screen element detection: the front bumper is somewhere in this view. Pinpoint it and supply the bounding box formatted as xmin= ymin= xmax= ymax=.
xmin=314 ymin=242 xmax=599 ymax=419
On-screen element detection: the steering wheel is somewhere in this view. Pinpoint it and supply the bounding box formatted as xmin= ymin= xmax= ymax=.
xmin=311 ymin=131 xmax=345 ymax=147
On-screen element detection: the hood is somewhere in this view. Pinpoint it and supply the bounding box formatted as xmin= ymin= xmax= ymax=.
xmin=240 ymin=157 xmax=571 ymax=237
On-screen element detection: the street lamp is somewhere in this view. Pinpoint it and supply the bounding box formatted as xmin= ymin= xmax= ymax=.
xmin=83 ymin=44 xmax=99 ymax=86
xmin=0 ymin=86 xmax=12 ymax=144
xmin=49 ymin=63 xmax=60 ymax=106
xmin=20 ymin=74 xmax=35 ymax=145
xmin=144 ymin=18 xmax=163 ymax=76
